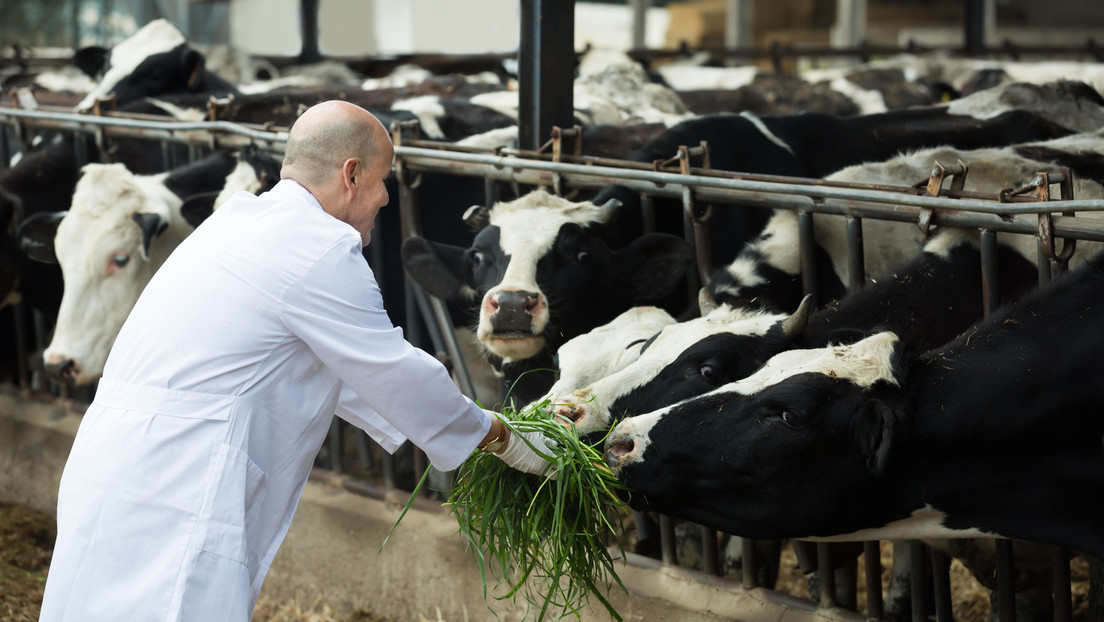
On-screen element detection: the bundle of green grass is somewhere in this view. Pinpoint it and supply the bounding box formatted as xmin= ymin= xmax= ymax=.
xmin=448 ymin=400 xmax=630 ymax=620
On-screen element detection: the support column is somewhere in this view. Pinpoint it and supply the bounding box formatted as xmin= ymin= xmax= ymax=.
xmin=518 ymin=0 xmax=576 ymax=151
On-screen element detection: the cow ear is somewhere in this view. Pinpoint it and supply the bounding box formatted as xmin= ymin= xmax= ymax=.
xmin=401 ymin=236 xmax=472 ymax=301
xmin=17 ymin=211 xmax=66 ymax=264
xmin=462 ymin=205 xmax=491 ymax=231
xmin=779 ymin=294 xmax=813 ymax=341
xmin=698 ymin=287 xmax=718 ymax=315
xmin=613 ymin=233 xmax=693 ymax=302
xmin=181 ymin=48 xmax=206 ymax=90
xmin=856 ymin=398 xmax=897 ymax=475
xmin=132 ymin=212 xmax=170 ymax=260
xmin=73 ymin=46 xmax=109 ymax=79
xmin=180 ymin=193 xmax=218 ymax=228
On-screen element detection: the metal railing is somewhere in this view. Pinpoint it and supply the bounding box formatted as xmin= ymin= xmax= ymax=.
xmin=1 ymin=104 xmax=1100 ymax=621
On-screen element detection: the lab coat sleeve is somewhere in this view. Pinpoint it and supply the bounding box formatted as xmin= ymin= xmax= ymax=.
xmin=280 ymin=239 xmax=491 ymax=472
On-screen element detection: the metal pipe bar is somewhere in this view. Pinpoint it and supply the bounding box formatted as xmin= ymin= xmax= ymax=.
xmin=909 ymin=540 xmax=929 ymax=622
xmin=742 ymin=537 xmax=759 ymax=589
xmin=845 ymin=216 xmax=865 ymax=291
xmin=996 ymin=539 xmax=1017 ymax=622
xmin=816 ymin=542 xmax=836 ymax=607
xmin=798 ymin=210 xmax=818 ymax=308
xmin=1053 ymin=546 xmax=1073 ymax=622
xmin=659 ymin=514 xmax=677 ymax=565
xmin=701 ymin=525 xmax=720 ymax=576
xmin=863 ymin=541 xmax=883 ymax=619
xmin=930 ymin=547 xmax=953 ymax=622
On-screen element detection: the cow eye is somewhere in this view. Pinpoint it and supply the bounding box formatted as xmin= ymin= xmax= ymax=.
xmin=698 ymin=363 xmax=718 ymax=381
xmin=112 ymin=254 xmax=130 ymax=268
xmin=469 ymin=250 xmax=485 ymax=266
xmin=575 ymin=249 xmax=591 ymax=264
xmin=779 ymin=410 xmax=804 ymax=429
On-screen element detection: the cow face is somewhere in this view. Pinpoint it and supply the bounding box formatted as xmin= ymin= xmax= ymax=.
xmin=539 ymin=305 xmax=677 ymax=408
xmin=76 ymin=19 xmax=206 ymax=110
xmin=553 ymin=302 xmax=805 ymax=434
xmin=604 ymin=332 xmax=902 ymax=539
xmin=401 ymin=190 xmax=694 ymax=367
xmin=39 ymin=163 xmax=190 ymax=384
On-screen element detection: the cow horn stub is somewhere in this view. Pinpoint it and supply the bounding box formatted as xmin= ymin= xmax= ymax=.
xmin=462 ymin=205 xmax=492 ymax=231
xmin=780 ymin=294 xmax=813 ymax=340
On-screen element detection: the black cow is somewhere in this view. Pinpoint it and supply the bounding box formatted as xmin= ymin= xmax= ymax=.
xmin=604 ymin=248 xmax=1104 ymax=566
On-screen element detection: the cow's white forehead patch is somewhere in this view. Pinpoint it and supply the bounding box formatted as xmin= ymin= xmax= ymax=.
xmin=732 ymin=331 xmax=900 ymax=395
xmin=78 ymin=19 xmax=186 ymax=109
xmin=491 ymin=190 xmax=610 ymax=263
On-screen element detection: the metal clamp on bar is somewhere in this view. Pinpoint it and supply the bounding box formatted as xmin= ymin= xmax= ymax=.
xmin=390 ymin=120 xmax=423 ymax=191
xmin=546 ymin=125 xmax=581 ymax=198
xmin=207 ymin=94 xmax=235 ymax=122
xmin=89 ymin=93 xmax=117 ymax=117
xmin=916 ymin=159 xmax=968 ymax=236
xmin=1002 ymin=169 xmax=1077 ymax=275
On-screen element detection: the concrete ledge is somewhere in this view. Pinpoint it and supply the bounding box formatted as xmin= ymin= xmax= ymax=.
xmin=1 ymin=389 xmax=866 ymax=622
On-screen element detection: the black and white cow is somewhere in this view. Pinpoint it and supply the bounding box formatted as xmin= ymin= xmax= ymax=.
xmin=72 ymin=18 xmax=239 ymax=111
xmin=603 ymin=247 xmax=1104 ymax=564
xmin=401 ymin=190 xmax=694 ymax=404
xmin=591 ymin=79 xmax=1100 ymax=268
xmin=21 ymin=148 xmax=280 ymax=384
xmin=707 ymin=126 xmax=1104 ymax=316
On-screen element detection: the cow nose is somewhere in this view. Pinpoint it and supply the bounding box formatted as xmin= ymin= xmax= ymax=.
xmin=486 ymin=289 xmax=544 ymax=333
xmin=605 ymin=431 xmax=637 ymax=468
xmin=44 ymin=358 xmax=79 ymax=384
xmin=552 ymin=401 xmax=587 ymax=422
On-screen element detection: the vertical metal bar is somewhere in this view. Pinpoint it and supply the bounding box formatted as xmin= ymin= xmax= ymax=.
xmin=798 ymin=210 xmax=818 ymax=308
xmin=742 ymin=537 xmax=759 ymax=589
xmin=846 ymin=216 xmax=865 ymax=291
xmin=412 ymin=448 xmax=428 ymax=495
xmin=659 ymin=514 xmax=677 ymax=564
xmin=483 ymin=178 xmax=499 ymax=207
xmin=980 ymin=229 xmax=998 ymax=317
xmin=909 ymin=540 xmax=929 ymax=622
xmin=1053 ymin=546 xmax=1072 ymax=622
xmin=930 ymin=547 xmax=953 ymax=622
xmin=1037 ymin=240 xmax=1052 ymax=288
xmin=863 ymin=541 xmax=884 ymax=619
xmin=817 ymin=542 xmax=837 ymax=607
xmin=11 ymin=304 xmax=29 ymax=391
xmin=518 ymin=0 xmax=576 ymax=151
xmin=630 ymin=0 xmax=648 ymax=51
xmin=996 ymin=539 xmax=1016 ymax=622
xmin=299 ymin=0 xmax=321 ymax=64
xmin=327 ymin=419 xmax=343 ymax=474
xmin=381 ymin=448 xmax=397 ymax=490
xmin=161 ymin=141 xmax=173 ymax=170
xmin=701 ymin=526 xmax=719 ymax=576
xmin=964 ymin=0 xmax=986 ymax=55
xmin=725 ymin=0 xmax=753 ymax=50
xmin=640 ymin=193 xmax=656 ymax=234
xmin=0 ymin=128 xmax=10 ymax=169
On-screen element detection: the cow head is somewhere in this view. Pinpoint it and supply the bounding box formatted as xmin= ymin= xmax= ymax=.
xmin=603 ymin=331 xmax=904 ymax=538
xmin=33 ymin=163 xmax=190 ymax=384
xmin=552 ymin=297 xmax=810 ymax=435
xmin=401 ymin=189 xmax=694 ymax=369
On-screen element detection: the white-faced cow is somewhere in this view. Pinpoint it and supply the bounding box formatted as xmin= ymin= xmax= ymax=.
xmin=603 ymin=248 xmax=1104 ymax=564
xmin=23 ymin=148 xmax=280 ymax=385
xmin=400 ymin=190 xmax=694 ymax=404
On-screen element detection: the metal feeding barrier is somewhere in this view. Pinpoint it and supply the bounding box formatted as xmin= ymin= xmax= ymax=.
xmin=1 ymin=101 xmax=1101 ymax=621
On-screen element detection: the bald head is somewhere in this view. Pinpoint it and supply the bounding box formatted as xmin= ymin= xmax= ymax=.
xmin=281 ymin=101 xmax=391 ymax=189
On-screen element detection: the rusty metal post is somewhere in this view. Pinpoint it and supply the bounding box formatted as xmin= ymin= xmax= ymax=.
xmin=863 ymin=541 xmax=883 ymax=619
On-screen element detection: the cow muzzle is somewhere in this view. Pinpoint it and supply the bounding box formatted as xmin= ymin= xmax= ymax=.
xmin=484 ymin=288 xmax=545 ymax=335
xmin=604 ymin=430 xmax=642 ymax=473
xmin=43 ymin=357 xmax=80 ymax=384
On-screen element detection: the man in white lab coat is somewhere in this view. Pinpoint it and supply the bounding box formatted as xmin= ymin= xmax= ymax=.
xmin=40 ymin=100 xmax=555 ymax=621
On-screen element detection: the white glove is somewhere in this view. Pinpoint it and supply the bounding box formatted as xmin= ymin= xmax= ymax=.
xmin=494 ymin=427 xmax=559 ymax=479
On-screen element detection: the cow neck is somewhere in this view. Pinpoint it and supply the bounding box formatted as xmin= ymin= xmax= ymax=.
xmin=872 ymin=309 xmax=1104 ymax=558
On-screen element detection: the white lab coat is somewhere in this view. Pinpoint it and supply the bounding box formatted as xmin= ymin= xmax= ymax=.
xmin=40 ymin=180 xmax=492 ymax=621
